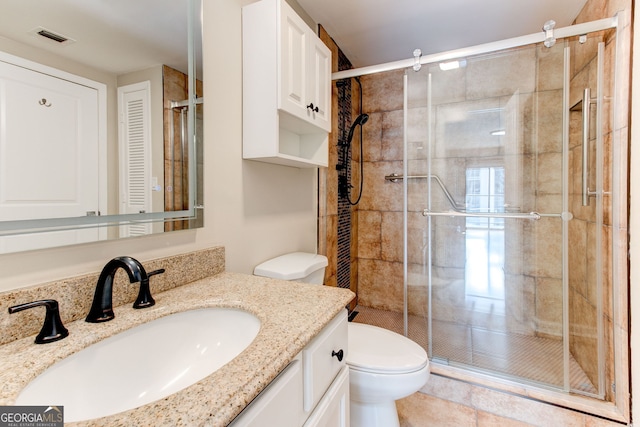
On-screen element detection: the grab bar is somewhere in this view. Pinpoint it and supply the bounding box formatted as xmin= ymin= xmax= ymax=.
xmin=422 ymin=210 xmax=549 ymax=221
xmin=385 ymin=173 xmax=465 ymax=211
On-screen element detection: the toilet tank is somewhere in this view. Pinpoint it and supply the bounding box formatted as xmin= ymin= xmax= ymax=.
xmin=253 ymin=252 xmax=328 ymax=284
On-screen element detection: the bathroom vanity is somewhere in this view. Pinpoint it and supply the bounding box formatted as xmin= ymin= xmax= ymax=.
xmin=230 ymin=310 xmax=349 ymax=426
xmin=0 ymin=248 xmax=354 ymax=426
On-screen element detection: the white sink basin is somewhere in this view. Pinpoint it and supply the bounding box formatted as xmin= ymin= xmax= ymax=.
xmin=16 ymin=308 xmax=261 ymax=422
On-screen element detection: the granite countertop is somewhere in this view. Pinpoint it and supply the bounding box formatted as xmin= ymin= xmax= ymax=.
xmin=0 ymin=272 xmax=354 ymax=426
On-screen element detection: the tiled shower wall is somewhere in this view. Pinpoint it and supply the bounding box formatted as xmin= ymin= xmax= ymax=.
xmin=319 ymin=26 xmax=360 ymax=309
xmin=317 ymin=0 xmax=631 ymax=421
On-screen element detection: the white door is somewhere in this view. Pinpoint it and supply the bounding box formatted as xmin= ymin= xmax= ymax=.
xmin=0 ymin=60 xmax=101 ymax=252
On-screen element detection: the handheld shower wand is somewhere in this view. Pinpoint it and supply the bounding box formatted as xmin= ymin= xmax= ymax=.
xmin=345 ymin=114 xmax=369 ymax=146
xmin=337 ymin=113 xmax=369 ymax=200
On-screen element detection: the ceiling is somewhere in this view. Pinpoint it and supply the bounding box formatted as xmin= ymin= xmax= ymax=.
xmin=296 ymin=0 xmax=589 ymax=69
xmin=0 ymin=0 xmax=195 ymax=76
xmin=0 ymin=1 xmax=589 ymax=76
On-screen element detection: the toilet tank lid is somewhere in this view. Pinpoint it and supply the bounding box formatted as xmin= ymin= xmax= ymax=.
xmin=253 ymin=252 xmax=328 ymax=281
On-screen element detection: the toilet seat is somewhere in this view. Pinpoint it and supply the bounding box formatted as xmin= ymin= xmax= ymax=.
xmin=347 ymin=323 xmax=428 ymax=374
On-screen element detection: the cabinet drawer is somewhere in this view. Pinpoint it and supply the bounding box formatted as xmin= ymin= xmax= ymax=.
xmin=302 ymin=309 xmax=348 ymax=412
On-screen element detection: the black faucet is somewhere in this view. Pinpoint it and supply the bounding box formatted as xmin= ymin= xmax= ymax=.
xmin=85 ymin=256 xmax=163 ymax=323
xmin=9 ymin=299 xmax=69 ymax=344
xmin=134 ymin=268 xmax=165 ymax=309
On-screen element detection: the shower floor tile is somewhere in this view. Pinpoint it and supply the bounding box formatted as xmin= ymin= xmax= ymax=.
xmin=352 ymin=305 xmax=596 ymax=395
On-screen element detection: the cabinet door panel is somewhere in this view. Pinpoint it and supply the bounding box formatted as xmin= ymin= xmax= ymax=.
xmin=279 ymin=3 xmax=307 ymax=118
xmin=308 ymin=38 xmax=331 ymax=131
xmin=229 ymin=357 xmax=304 ymax=427
xmin=303 ymin=366 xmax=350 ymax=427
xmin=303 ymin=309 xmax=347 ymax=412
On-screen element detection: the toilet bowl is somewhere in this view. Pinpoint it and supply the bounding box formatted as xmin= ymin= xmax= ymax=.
xmin=253 ymin=252 xmax=430 ymax=427
xmin=347 ymin=322 xmax=429 ymax=427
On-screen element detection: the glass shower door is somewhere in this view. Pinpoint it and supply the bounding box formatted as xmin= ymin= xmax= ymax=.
xmin=405 ymin=41 xmax=572 ymax=390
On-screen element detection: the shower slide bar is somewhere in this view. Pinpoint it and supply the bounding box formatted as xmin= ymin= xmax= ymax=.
xmin=332 ymin=16 xmax=617 ymax=80
xmin=385 ymin=173 xmax=465 ymax=211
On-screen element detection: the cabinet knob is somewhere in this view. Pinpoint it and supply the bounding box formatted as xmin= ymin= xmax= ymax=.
xmin=332 ymin=349 xmax=344 ymax=362
xmin=307 ymin=103 xmax=319 ymax=113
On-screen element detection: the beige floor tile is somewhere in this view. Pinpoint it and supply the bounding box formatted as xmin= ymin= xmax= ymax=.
xmin=398 ymin=392 xmax=476 ymax=427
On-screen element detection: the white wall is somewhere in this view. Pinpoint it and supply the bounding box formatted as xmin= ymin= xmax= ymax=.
xmin=206 ymin=0 xmax=319 ymax=273
xmin=0 ymin=0 xmax=319 ymax=291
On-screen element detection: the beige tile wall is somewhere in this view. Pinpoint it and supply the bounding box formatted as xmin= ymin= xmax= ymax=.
xmin=318 ymin=26 xmax=360 ymax=309
xmin=320 ymin=0 xmax=630 ymax=420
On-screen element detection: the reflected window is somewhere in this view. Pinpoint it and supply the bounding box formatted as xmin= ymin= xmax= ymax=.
xmin=465 ymin=166 xmax=505 ymax=314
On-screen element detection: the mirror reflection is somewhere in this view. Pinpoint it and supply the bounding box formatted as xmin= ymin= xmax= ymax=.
xmin=0 ymin=0 xmax=203 ymax=254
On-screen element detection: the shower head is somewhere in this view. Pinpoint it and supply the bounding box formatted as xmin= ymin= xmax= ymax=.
xmin=345 ymin=113 xmax=369 ymax=145
xmin=354 ymin=113 xmax=369 ymax=126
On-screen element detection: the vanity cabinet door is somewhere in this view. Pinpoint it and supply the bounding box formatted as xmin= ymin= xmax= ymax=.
xmin=228 ymin=356 xmax=304 ymax=427
xmin=302 ymin=309 xmax=348 ymax=412
xmin=303 ymin=365 xmax=349 ymax=427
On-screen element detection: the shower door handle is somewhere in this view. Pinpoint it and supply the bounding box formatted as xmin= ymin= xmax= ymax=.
xmin=422 ymin=209 xmax=547 ymax=220
xmin=582 ymin=88 xmax=591 ymax=206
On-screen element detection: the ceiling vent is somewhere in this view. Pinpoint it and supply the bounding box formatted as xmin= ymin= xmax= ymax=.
xmin=28 ymin=27 xmax=76 ymax=46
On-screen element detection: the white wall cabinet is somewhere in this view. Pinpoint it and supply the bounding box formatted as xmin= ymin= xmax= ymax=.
xmin=229 ymin=310 xmax=349 ymax=426
xmin=279 ymin=5 xmax=331 ymax=131
xmin=242 ymin=0 xmax=331 ymax=168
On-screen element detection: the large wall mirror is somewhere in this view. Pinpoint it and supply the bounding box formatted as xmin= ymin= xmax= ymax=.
xmin=0 ymin=0 xmax=204 ymax=254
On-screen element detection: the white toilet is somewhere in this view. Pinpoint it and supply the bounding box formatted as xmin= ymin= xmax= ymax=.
xmin=254 ymin=252 xmax=430 ymax=427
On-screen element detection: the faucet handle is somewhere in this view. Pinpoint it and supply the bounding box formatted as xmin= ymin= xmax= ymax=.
xmin=133 ymin=268 xmax=165 ymax=309
xmin=9 ymin=299 xmax=69 ymax=344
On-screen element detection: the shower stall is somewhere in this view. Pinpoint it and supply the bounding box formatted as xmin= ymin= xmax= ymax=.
xmin=342 ymin=13 xmax=629 ymax=420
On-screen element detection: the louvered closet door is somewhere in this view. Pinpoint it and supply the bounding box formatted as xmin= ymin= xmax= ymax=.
xmin=118 ymin=82 xmax=152 ymax=237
